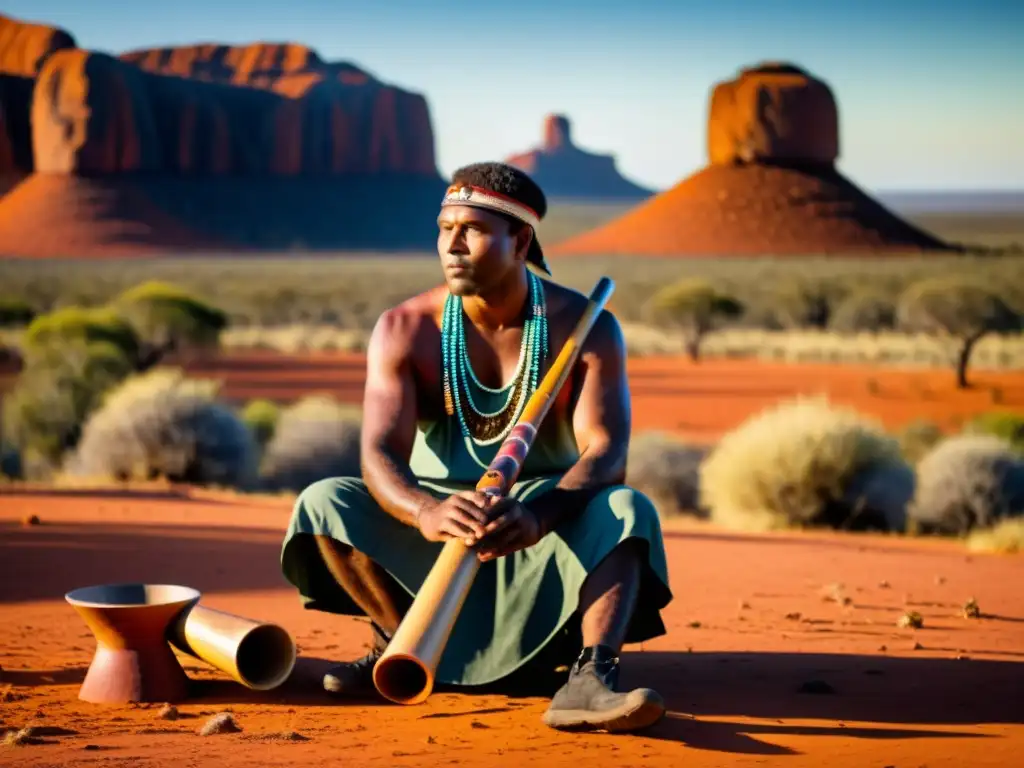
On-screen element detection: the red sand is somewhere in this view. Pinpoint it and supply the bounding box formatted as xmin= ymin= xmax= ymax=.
xmin=168 ymin=351 xmax=1024 ymax=444
xmin=2 ymin=489 xmax=1022 ymax=767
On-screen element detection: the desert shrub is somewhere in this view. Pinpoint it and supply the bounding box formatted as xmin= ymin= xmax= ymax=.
xmin=828 ymin=291 xmax=896 ymax=332
xmin=241 ymin=398 xmax=281 ymax=448
xmin=966 ymin=517 xmax=1024 ymax=554
xmin=1 ymin=442 xmax=21 ymax=479
xmin=259 ymin=395 xmax=362 ymax=492
xmin=0 ymin=296 xmax=35 ymax=327
xmin=770 ymin=279 xmax=848 ymax=329
xmin=644 ymin=279 xmax=743 ymax=361
xmin=22 ymin=306 xmax=141 ymax=366
xmin=896 ymin=277 xmax=1021 ymax=388
xmin=625 ymin=432 xmax=708 ymax=518
xmin=961 ymin=411 xmax=1024 ymax=454
xmin=113 ymin=281 xmax=228 ymax=366
xmin=2 ymin=340 xmax=136 ymax=471
xmin=66 ymin=368 xmax=258 ymax=488
xmin=907 ymin=434 xmax=1024 ymax=535
xmin=699 ymin=397 xmax=911 ymax=532
xmin=895 ymin=420 xmax=945 ymax=464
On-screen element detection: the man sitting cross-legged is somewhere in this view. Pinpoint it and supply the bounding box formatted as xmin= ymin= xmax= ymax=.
xmin=279 ymin=162 xmax=673 ymax=733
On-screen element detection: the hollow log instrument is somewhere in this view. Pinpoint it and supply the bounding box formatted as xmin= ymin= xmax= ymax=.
xmin=372 ymin=276 xmax=616 ymax=705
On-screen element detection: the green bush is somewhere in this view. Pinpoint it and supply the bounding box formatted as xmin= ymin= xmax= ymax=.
xmin=114 ymin=280 xmax=228 ymax=360
xmin=66 ymin=368 xmax=258 ymax=487
xmin=241 ymin=398 xmax=281 ymax=448
xmin=908 ymin=434 xmax=1024 ymax=535
xmin=699 ymin=397 xmax=912 ymax=532
xmin=625 ymin=432 xmax=708 ymax=518
xmin=962 ymin=411 xmax=1024 ymax=454
xmin=259 ymin=395 xmax=361 ymax=492
xmin=2 ymin=340 xmax=135 ymax=470
xmin=0 ymin=296 xmax=35 ymax=327
xmin=22 ymin=306 xmax=140 ymax=366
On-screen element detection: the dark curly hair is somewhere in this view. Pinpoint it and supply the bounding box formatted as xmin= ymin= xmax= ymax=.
xmin=450 ymin=162 xmax=548 ymax=220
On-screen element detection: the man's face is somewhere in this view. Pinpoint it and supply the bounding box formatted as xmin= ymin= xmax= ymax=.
xmin=437 ymin=204 xmax=527 ymax=296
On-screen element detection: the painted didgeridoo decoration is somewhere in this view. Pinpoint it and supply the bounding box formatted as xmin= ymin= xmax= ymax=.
xmin=372 ymin=276 xmax=616 ymax=704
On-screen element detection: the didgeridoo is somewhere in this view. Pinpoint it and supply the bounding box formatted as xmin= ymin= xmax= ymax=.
xmin=371 ymin=276 xmax=616 ymax=705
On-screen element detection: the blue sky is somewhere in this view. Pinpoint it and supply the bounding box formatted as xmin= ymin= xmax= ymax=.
xmin=7 ymin=0 xmax=1022 ymax=192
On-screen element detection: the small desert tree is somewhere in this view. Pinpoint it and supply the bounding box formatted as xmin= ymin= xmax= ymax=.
xmin=240 ymin=398 xmax=281 ymax=450
xmin=645 ymin=278 xmax=743 ymax=361
xmin=113 ymin=281 xmax=229 ymax=369
xmin=896 ymin=277 xmax=1021 ymax=389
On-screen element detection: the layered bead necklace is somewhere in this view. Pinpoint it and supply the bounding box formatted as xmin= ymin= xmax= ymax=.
xmin=442 ymin=271 xmax=549 ymax=445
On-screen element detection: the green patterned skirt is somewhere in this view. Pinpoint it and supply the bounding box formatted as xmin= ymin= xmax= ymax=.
xmin=280 ymin=474 xmax=672 ymax=688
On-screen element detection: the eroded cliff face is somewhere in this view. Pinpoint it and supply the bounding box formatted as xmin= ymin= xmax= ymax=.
xmin=505 ymin=114 xmax=653 ymax=201
xmin=118 ymin=43 xmax=437 ymax=176
xmin=0 ymin=16 xmax=447 ymax=256
xmin=30 ymin=46 xmax=437 ymax=177
xmin=0 ymin=14 xmax=76 ymax=176
xmin=707 ymin=62 xmax=839 ymax=168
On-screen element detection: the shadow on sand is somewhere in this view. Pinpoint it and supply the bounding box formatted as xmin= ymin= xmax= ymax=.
xmin=0 ymin=520 xmax=288 ymax=603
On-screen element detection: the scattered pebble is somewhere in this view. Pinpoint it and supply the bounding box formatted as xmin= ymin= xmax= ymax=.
xmin=962 ymin=598 xmax=981 ymax=619
xmin=784 ymin=612 xmax=802 ymax=621
xmin=198 ymin=713 xmax=241 ymax=736
xmin=897 ymin=611 xmax=923 ymax=629
xmin=912 ymin=641 xmax=924 ymax=651
xmin=157 ymin=704 xmax=179 ymax=721
xmin=737 ymin=600 xmax=751 ymax=610
xmin=688 ymin=621 xmax=702 ymax=629
xmin=935 ymin=575 xmax=946 ymax=585
xmin=20 ymin=514 xmax=40 ymax=527
xmin=878 ymin=580 xmax=891 ymax=589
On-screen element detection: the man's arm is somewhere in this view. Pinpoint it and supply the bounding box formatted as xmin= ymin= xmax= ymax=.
xmin=529 ymin=308 xmax=631 ymax=536
xmin=359 ymin=309 xmax=439 ymax=527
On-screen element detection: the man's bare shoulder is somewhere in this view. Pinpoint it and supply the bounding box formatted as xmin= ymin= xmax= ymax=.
xmin=368 ymin=285 xmax=447 ymax=363
xmin=543 ymin=279 xmax=624 ymax=352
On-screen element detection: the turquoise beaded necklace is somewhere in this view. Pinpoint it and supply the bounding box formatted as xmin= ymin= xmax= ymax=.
xmin=442 ymin=271 xmax=549 ymax=445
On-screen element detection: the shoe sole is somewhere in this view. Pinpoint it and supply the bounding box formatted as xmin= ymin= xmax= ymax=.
xmin=542 ymin=689 xmax=666 ymax=733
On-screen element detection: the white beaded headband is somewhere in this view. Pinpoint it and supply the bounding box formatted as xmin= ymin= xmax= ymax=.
xmin=441 ymin=184 xmax=541 ymax=231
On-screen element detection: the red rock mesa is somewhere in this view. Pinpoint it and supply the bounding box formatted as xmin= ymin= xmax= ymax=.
xmin=551 ymin=62 xmax=952 ymax=257
xmin=505 ymin=114 xmax=653 ymax=201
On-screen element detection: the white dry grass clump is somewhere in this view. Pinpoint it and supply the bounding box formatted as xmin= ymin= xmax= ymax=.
xmin=259 ymin=395 xmax=362 ymax=492
xmin=626 ymin=432 xmax=709 ymax=519
xmin=65 ymin=368 xmax=258 ymax=488
xmin=908 ymin=434 xmax=1024 ymax=536
xmin=699 ymin=396 xmax=912 ymax=532
xmin=221 ymin=324 xmax=368 ymax=354
xmin=966 ymin=517 xmax=1024 ymax=554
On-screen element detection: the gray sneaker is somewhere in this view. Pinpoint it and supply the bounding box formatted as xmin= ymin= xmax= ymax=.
xmin=323 ymin=623 xmax=389 ymax=696
xmin=542 ymin=645 xmax=665 ymax=732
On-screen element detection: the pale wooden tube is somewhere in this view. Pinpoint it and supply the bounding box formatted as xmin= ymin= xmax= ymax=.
xmin=372 ymin=276 xmax=616 ymax=705
xmin=169 ymin=604 xmax=297 ymax=691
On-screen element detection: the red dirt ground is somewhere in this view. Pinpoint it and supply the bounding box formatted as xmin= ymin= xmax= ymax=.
xmin=1 ymin=489 xmax=1022 ymax=767
xmin=164 ymin=351 xmax=1024 ymax=443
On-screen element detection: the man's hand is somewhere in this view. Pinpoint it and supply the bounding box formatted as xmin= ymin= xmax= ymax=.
xmin=473 ymin=498 xmax=543 ymax=562
xmin=416 ymin=492 xmax=490 ymax=544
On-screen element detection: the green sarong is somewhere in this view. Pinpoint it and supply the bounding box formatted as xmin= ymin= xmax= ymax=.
xmin=280 ymin=398 xmax=673 ymax=688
